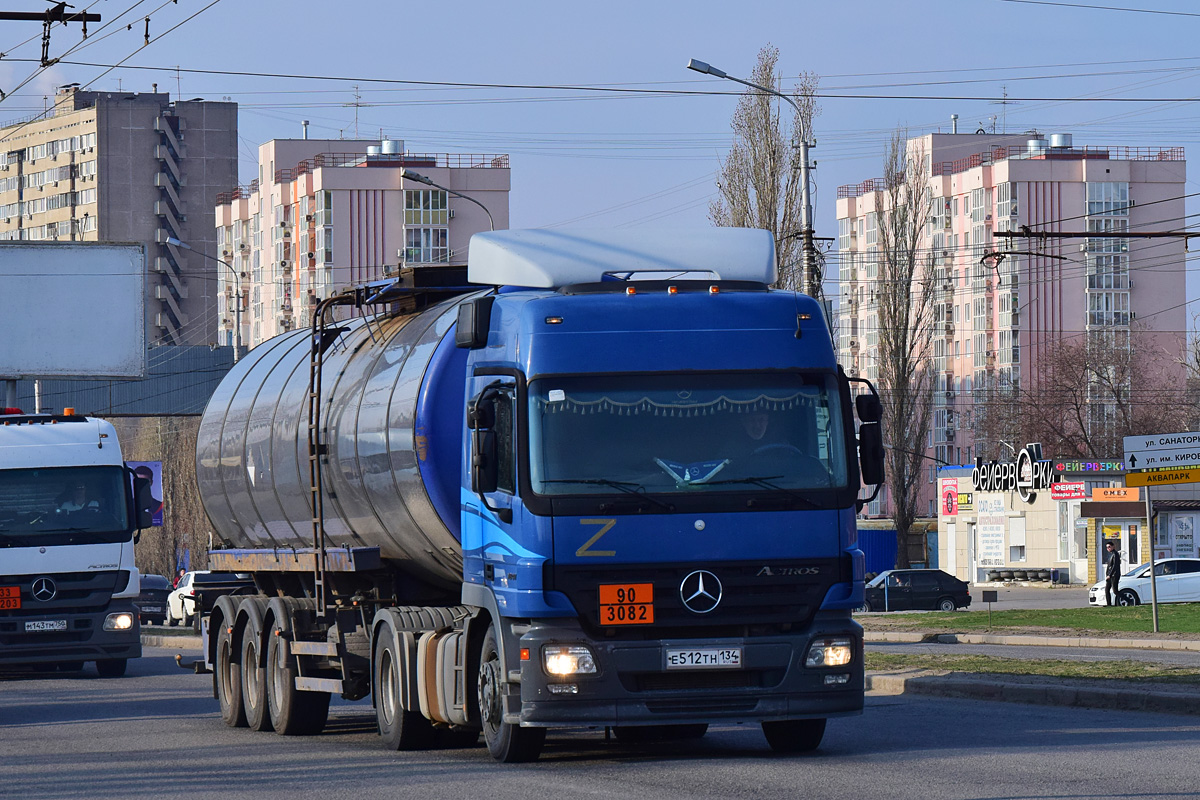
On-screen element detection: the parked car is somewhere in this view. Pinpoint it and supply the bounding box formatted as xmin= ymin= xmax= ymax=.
xmin=166 ymin=570 xmax=255 ymax=626
xmin=135 ymin=573 xmax=172 ymax=624
xmin=1088 ymin=558 xmax=1200 ymax=607
xmin=862 ymin=569 xmax=971 ymax=612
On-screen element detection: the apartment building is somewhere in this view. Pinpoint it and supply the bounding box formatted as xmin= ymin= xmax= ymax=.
xmin=0 ymin=86 xmax=237 ymax=347
xmin=836 ymin=131 xmax=1187 ymax=518
xmin=215 ymin=138 xmax=510 ymax=348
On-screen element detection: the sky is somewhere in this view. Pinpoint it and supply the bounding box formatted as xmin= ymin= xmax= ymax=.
xmin=2 ymin=0 xmax=1200 ymax=303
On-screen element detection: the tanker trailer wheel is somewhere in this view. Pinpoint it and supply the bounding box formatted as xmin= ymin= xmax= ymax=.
xmin=239 ymin=599 xmax=272 ymax=732
xmin=373 ymin=632 xmax=434 ymax=750
xmin=266 ymin=622 xmax=330 ymax=735
xmin=477 ymin=626 xmax=544 ymax=763
xmin=215 ymin=602 xmax=247 ymax=728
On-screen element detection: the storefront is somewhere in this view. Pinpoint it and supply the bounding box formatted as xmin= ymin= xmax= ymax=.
xmin=1079 ymin=490 xmax=1146 ymax=584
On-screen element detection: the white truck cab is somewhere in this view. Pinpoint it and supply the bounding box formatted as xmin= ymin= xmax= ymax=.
xmin=0 ymin=409 xmax=154 ymax=677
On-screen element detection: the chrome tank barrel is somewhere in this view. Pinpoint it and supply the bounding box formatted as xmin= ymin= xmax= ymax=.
xmin=195 ymin=295 xmax=470 ymax=588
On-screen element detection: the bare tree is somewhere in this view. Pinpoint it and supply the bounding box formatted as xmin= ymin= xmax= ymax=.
xmin=709 ymin=45 xmax=819 ymax=291
xmin=874 ymin=132 xmax=935 ymax=569
xmin=1017 ymin=332 xmax=1189 ymax=457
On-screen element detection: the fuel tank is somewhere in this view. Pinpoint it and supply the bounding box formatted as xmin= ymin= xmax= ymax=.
xmin=195 ymin=295 xmax=472 ymax=588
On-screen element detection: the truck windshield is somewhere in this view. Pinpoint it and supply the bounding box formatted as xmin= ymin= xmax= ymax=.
xmin=0 ymin=466 xmax=131 ymax=545
xmin=528 ymin=373 xmax=848 ymax=496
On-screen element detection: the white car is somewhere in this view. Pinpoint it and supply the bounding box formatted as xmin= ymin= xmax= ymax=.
xmin=166 ymin=570 xmax=254 ymax=626
xmin=1088 ymin=558 xmax=1200 ymax=606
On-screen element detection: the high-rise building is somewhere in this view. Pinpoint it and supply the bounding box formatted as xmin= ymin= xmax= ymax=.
xmin=836 ymin=132 xmax=1187 ymax=517
xmin=215 ymin=138 xmax=510 ymax=348
xmin=0 ymin=87 xmax=237 ymax=347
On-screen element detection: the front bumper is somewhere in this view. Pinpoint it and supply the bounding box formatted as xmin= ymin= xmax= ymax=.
xmin=512 ymin=615 xmax=863 ymax=727
xmin=0 ymin=598 xmax=142 ymax=665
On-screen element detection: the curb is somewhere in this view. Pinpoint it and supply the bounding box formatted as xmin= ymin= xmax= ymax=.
xmin=865 ymin=631 xmax=1200 ymax=651
xmin=866 ymin=669 xmax=1200 ymax=716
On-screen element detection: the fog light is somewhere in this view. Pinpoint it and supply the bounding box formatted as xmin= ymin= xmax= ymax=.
xmin=548 ymin=683 xmax=578 ymax=694
xmin=103 ymin=612 xmax=134 ymax=631
xmin=805 ymin=637 xmax=853 ymax=667
xmin=824 ymin=673 xmax=850 ymax=685
xmin=542 ymin=645 xmax=597 ymax=676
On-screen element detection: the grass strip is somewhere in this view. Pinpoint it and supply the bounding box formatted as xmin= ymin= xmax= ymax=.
xmin=859 ymin=604 xmax=1200 ymax=636
xmin=865 ymin=651 xmax=1200 ymax=685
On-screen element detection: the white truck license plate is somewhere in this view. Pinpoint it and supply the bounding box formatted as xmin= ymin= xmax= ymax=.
xmin=25 ymin=619 xmax=67 ymax=632
xmin=665 ymin=647 xmax=742 ymax=669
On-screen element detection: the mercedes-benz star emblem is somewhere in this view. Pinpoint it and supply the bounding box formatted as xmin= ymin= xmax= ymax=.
xmin=31 ymin=577 xmax=57 ymax=602
xmin=680 ymin=570 xmax=722 ymax=614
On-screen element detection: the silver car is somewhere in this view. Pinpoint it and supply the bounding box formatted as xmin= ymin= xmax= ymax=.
xmin=1088 ymin=558 xmax=1200 ymax=606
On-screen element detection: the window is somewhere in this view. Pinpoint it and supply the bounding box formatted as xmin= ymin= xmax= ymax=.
xmin=495 ymin=391 xmax=516 ymax=494
xmin=405 ymin=189 xmax=448 ymax=225
xmin=864 ymin=212 xmax=877 ymax=247
xmin=1087 ymin=182 xmax=1129 ymax=216
xmin=405 ymin=227 xmax=448 ymax=264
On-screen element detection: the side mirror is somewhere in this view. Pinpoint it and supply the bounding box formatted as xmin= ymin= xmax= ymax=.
xmin=858 ymin=422 xmax=885 ymax=486
xmin=455 ymin=296 xmax=494 ymax=349
xmin=133 ymin=475 xmax=155 ymax=530
xmin=471 ymin=429 xmax=499 ymax=494
xmin=856 ymin=394 xmax=882 ymax=424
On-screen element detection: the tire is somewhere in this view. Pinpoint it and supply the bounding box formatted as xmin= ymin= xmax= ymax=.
xmin=95 ymin=659 xmax=127 ymax=678
xmin=862 ymin=600 xmax=874 ymax=613
xmin=1118 ymin=589 xmax=1140 ymax=607
xmin=613 ymin=724 xmax=708 ymax=743
xmin=217 ymin=619 xmax=247 ymax=728
xmin=937 ymin=597 xmax=957 ymax=612
xmin=373 ymin=631 xmax=434 ymax=750
xmin=762 ymin=718 xmax=826 ymax=754
xmin=478 ymin=626 xmax=544 ymax=762
xmin=241 ymin=611 xmax=272 ymax=732
xmin=267 ymin=625 xmax=330 ymax=735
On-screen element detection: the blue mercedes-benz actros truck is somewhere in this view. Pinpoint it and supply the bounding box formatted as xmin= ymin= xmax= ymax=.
xmin=192 ymin=228 xmax=883 ymax=762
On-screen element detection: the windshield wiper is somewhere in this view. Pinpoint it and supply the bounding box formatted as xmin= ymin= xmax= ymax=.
xmin=705 ymin=475 xmax=822 ymax=509
xmin=541 ymin=479 xmax=675 ymax=513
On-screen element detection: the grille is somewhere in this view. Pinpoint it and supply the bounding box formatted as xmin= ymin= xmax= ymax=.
xmin=553 ymin=559 xmax=840 ymax=634
xmin=0 ymin=570 xmax=122 ymax=617
xmin=624 ymin=668 xmax=783 ymax=693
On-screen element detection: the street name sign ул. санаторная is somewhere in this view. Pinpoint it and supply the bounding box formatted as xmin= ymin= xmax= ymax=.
xmin=1122 ymin=432 xmax=1200 ymax=471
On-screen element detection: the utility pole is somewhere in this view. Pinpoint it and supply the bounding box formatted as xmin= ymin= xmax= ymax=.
xmin=0 ymin=4 xmax=101 ymax=67
xmin=798 ymin=138 xmax=819 ymax=299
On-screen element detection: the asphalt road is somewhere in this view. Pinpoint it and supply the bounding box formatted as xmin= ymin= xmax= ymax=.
xmin=3 ymin=645 xmax=1200 ymax=800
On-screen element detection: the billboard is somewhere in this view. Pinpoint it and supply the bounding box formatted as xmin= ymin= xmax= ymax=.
xmin=0 ymin=242 xmax=145 ymax=378
xmin=127 ymin=461 xmax=164 ymax=526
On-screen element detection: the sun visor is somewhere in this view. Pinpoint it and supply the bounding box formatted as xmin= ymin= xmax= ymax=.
xmin=466 ymin=228 xmax=777 ymax=289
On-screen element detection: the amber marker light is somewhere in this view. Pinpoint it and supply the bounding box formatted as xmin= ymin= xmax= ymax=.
xmin=709 ymin=285 xmax=720 ymax=294
xmin=520 ymin=648 xmax=530 ymax=661
xmin=545 ymin=316 xmax=564 ymax=325
xmin=625 ymin=286 xmax=637 ymax=295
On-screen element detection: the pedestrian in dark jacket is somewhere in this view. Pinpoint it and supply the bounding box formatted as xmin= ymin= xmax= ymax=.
xmin=1104 ymin=541 xmax=1123 ymax=606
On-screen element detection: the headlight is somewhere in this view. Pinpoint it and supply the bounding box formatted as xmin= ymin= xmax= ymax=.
xmin=542 ymin=645 xmax=597 ymax=676
xmin=103 ymin=612 xmax=135 ymax=631
xmin=805 ymin=637 xmax=853 ymax=668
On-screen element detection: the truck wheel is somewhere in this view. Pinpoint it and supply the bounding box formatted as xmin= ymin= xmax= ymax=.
xmin=373 ymin=632 xmax=434 ymax=750
xmin=217 ymin=621 xmax=247 ymax=728
xmin=95 ymin=659 xmax=127 ymax=678
xmin=267 ymin=627 xmax=329 ymax=735
xmin=762 ymin=718 xmax=826 ymax=754
xmin=477 ymin=626 xmax=544 ymax=762
xmin=241 ymin=611 xmax=273 ymax=732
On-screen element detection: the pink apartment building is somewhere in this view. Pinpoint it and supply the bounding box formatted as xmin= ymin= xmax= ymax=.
xmin=836 ymin=132 xmax=1187 ymax=518
xmin=215 ymin=138 xmax=510 ymax=348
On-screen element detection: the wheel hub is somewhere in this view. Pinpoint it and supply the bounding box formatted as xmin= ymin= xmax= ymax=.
xmin=478 ymin=659 xmax=500 ymax=726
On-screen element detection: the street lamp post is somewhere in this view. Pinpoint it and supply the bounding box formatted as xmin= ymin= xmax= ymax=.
xmin=166 ymin=237 xmax=243 ymax=361
xmin=686 ymin=58 xmax=818 ymax=299
xmin=400 ymin=169 xmax=495 ymax=232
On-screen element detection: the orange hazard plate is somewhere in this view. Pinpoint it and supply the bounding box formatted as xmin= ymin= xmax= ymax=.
xmin=0 ymin=585 xmax=20 ymax=610
xmin=599 ymin=583 xmax=654 ymax=625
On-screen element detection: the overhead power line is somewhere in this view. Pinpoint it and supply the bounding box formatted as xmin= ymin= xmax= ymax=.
xmin=1000 ymin=0 xmax=1200 ymax=17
